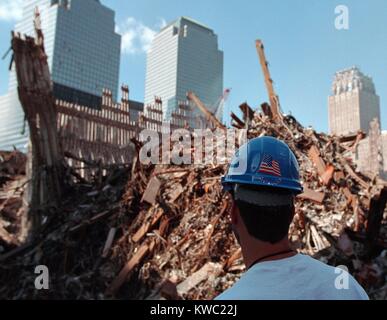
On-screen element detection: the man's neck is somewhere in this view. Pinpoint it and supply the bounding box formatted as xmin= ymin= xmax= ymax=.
xmin=241 ymin=237 xmax=296 ymax=269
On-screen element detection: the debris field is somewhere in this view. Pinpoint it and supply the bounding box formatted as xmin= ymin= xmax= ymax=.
xmin=1 ymin=108 xmax=386 ymax=300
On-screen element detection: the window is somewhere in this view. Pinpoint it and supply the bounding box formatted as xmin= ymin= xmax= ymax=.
xmin=183 ymin=25 xmax=188 ymax=38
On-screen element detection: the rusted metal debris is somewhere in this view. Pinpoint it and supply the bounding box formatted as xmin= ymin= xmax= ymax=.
xmin=11 ymin=9 xmax=65 ymax=238
xmin=297 ymin=188 xmax=325 ymax=204
xmin=1 ymin=104 xmax=387 ymax=300
xmin=176 ymin=262 xmax=223 ymax=296
xmin=141 ymin=177 xmax=161 ymax=205
xmin=255 ymin=39 xmax=282 ymax=120
xmin=187 ymin=91 xmax=227 ymax=130
xmin=366 ymin=187 xmax=387 ymax=253
xmin=0 ymin=151 xmax=27 ymax=249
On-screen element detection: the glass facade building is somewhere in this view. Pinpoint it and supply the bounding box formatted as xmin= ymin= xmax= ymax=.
xmin=0 ymin=0 xmax=121 ymax=151
xmin=144 ymin=17 xmax=223 ymax=121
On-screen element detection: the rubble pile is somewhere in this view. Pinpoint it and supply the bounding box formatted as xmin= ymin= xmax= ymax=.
xmin=0 ymin=111 xmax=386 ymax=300
xmin=0 ymin=160 xmax=131 ymax=299
xmin=0 ymin=151 xmax=27 ymax=250
xmin=108 ymin=112 xmax=387 ymax=300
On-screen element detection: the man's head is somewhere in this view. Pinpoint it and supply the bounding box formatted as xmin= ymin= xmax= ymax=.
xmin=228 ymin=184 xmax=295 ymax=245
xmin=221 ymin=136 xmax=302 ymax=246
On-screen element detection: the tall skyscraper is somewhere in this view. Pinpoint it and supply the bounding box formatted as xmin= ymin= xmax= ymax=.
xmin=144 ymin=16 xmax=223 ymax=122
xmin=328 ymin=66 xmax=380 ymax=136
xmin=0 ymin=0 xmax=121 ymax=151
xmin=328 ymin=67 xmax=386 ymax=178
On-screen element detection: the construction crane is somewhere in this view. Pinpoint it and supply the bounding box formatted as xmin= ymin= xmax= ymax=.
xmin=255 ymin=40 xmax=282 ymax=120
xmin=213 ymin=88 xmax=231 ymax=122
xmin=186 ymin=91 xmax=227 ymax=130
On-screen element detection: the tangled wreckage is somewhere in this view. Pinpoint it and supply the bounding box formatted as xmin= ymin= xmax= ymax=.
xmin=0 ymin=12 xmax=386 ymax=300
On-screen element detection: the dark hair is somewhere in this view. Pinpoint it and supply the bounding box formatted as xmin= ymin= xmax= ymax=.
xmin=231 ymin=186 xmax=295 ymax=244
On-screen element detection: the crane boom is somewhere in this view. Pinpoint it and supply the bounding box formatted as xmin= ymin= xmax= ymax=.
xmin=187 ymin=91 xmax=226 ymax=130
xmin=214 ymin=88 xmax=231 ymax=122
xmin=255 ymin=40 xmax=282 ymax=120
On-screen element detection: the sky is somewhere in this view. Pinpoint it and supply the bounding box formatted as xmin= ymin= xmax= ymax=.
xmin=0 ymin=0 xmax=386 ymax=133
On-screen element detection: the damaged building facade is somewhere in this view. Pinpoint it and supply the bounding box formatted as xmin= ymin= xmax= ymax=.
xmin=328 ymin=66 xmax=386 ymax=178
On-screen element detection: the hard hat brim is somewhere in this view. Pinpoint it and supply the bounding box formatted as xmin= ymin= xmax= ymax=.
xmin=221 ymin=174 xmax=303 ymax=195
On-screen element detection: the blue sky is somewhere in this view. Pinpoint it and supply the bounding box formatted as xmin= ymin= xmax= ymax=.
xmin=0 ymin=0 xmax=386 ymax=133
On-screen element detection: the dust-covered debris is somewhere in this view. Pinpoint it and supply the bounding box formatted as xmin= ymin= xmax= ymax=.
xmin=1 ymin=110 xmax=386 ymax=300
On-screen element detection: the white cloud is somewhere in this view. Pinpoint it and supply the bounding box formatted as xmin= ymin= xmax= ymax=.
xmin=0 ymin=0 xmax=23 ymax=22
xmin=158 ymin=18 xmax=167 ymax=30
xmin=116 ymin=17 xmax=167 ymax=55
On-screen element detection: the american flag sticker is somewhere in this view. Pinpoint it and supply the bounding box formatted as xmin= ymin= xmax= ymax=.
xmin=258 ymin=154 xmax=281 ymax=177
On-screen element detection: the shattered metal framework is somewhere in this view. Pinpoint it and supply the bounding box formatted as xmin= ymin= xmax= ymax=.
xmin=56 ymin=88 xmax=195 ymax=177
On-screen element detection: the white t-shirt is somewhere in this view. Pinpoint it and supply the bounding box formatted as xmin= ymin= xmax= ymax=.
xmin=215 ymin=254 xmax=369 ymax=300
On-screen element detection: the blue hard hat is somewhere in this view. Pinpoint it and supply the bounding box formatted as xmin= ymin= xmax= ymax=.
xmin=221 ymin=136 xmax=303 ymax=194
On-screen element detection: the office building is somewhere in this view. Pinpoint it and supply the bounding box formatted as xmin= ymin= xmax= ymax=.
xmin=328 ymin=67 xmax=385 ymax=178
xmin=144 ymin=16 xmax=223 ymax=122
xmin=328 ymin=66 xmax=380 ymax=136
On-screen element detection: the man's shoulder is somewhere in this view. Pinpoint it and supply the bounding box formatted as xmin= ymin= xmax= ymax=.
xmin=295 ymin=254 xmax=345 ymax=276
xmin=215 ymin=254 xmax=369 ymax=300
xmin=215 ymin=284 xmax=258 ymax=300
xmin=293 ymin=255 xmax=369 ymax=299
